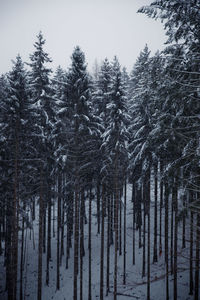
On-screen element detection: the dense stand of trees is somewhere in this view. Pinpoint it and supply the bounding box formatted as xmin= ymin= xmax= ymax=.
xmin=0 ymin=1 xmax=200 ymax=300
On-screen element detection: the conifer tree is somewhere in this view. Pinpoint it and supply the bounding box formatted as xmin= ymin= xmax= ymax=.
xmin=102 ymin=56 xmax=129 ymax=300
xmin=28 ymin=31 xmax=52 ymax=300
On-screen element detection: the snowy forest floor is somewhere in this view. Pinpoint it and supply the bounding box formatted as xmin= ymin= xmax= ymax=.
xmin=0 ymin=184 xmax=194 ymax=300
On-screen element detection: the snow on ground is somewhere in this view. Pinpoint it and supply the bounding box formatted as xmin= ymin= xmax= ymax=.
xmin=0 ymin=184 xmax=194 ymax=300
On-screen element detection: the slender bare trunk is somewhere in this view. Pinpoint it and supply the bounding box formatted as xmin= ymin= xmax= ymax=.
xmin=123 ymin=181 xmax=127 ymax=285
xmin=194 ymin=213 xmax=200 ymax=300
xmin=20 ymin=201 xmax=25 ymax=300
xmin=142 ymin=184 xmax=146 ymax=278
xmin=182 ymin=194 xmax=186 ymax=249
xmin=12 ymin=131 xmax=19 ymax=300
xmin=132 ymin=183 xmax=135 ymax=265
xmin=171 ymin=190 xmax=174 ymax=275
xmin=97 ymin=183 xmax=101 ymax=234
xmin=73 ymin=181 xmax=79 ymax=300
xmin=159 ymin=162 xmax=163 ymax=256
xmin=57 ymin=175 xmax=61 ymax=290
xmin=100 ymin=184 xmax=105 ymax=300
xmin=88 ymin=187 xmax=92 ymax=300
xmin=119 ymin=188 xmax=122 ymax=255
xmin=37 ymin=166 xmax=43 ymax=300
xmin=147 ymin=169 xmax=151 ymax=300
xmin=46 ymin=187 xmax=51 ymax=286
xmin=173 ymin=177 xmax=178 ymax=300
xmin=189 ymin=207 xmax=194 ymax=295
xmin=114 ymin=183 xmax=119 ymax=300
xmin=106 ymin=194 xmax=110 ymax=296
xmin=165 ymin=181 xmax=169 ymax=300
xmin=80 ymin=189 xmax=84 ymax=300
xmin=153 ymin=163 xmax=158 ymax=263
xmin=60 ymin=193 xmax=65 ymax=264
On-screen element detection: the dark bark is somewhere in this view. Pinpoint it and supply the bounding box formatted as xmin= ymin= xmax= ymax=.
xmin=189 ymin=208 xmax=194 ymax=295
xmin=142 ymin=183 xmax=146 ymax=278
xmin=20 ymin=202 xmax=25 ymax=300
xmin=100 ymin=184 xmax=105 ymax=300
xmin=173 ymin=178 xmax=178 ymax=300
xmin=12 ymin=130 xmax=19 ymax=300
xmin=6 ymin=201 xmax=13 ymax=299
xmin=153 ymin=163 xmax=158 ymax=263
xmin=37 ymin=167 xmax=43 ymax=300
xmin=46 ymin=187 xmax=51 ymax=286
xmin=88 ymin=187 xmax=92 ymax=300
xmin=159 ymin=162 xmax=163 ymax=256
xmin=32 ymin=199 xmax=35 ymax=221
xmin=60 ymin=194 xmax=65 ymax=264
xmin=53 ymin=201 xmax=55 ymax=238
xmin=132 ymin=183 xmax=135 ymax=266
xmin=119 ymin=188 xmax=122 ymax=255
xmin=171 ymin=189 xmax=174 ymax=276
xmin=110 ymin=194 xmax=114 ymax=245
xmin=73 ymin=182 xmax=79 ymax=300
xmin=165 ymin=181 xmax=169 ymax=300
xmin=114 ymin=179 xmax=119 ymax=300
xmin=106 ymin=194 xmax=110 ymax=296
xmin=123 ymin=181 xmax=127 ymax=285
xmin=80 ymin=189 xmax=85 ymax=300
xmin=57 ymin=175 xmax=61 ymax=290
xmin=194 ymin=213 xmax=200 ymax=300
xmin=147 ymin=169 xmax=151 ymax=300
xmin=97 ymin=183 xmax=101 ymax=234
xmin=43 ymin=205 xmax=46 ymax=254
xmin=182 ymin=194 xmax=186 ymax=249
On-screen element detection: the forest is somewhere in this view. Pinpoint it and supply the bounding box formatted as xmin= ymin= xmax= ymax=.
xmin=0 ymin=1 xmax=200 ymax=300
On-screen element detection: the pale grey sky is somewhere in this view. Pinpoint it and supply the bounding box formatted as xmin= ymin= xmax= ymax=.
xmin=0 ymin=0 xmax=166 ymax=74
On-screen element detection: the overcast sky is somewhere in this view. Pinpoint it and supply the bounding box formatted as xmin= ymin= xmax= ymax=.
xmin=0 ymin=0 xmax=166 ymax=74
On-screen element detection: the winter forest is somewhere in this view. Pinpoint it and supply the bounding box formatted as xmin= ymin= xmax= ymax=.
xmin=0 ymin=1 xmax=200 ymax=300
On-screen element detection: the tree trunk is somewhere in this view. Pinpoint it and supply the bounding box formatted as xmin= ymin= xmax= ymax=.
xmin=66 ymin=191 xmax=74 ymax=269
xmin=132 ymin=183 xmax=135 ymax=265
xmin=110 ymin=194 xmax=114 ymax=245
xmin=138 ymin=187 xmax=142 ymax=249
xmin=147 ymin=169 xmax=151 ymax=300
xmin=12 ymin=131 xmax=19 ymax=300
xmin=153 ymin=163 xmax=158 ymax=263
xmin=97 ymin=182 xmax=101 ymax=234
xmin=106 ymin=194 xmax=110 ymax=296
xmin=73 ymin=181 xmax=79 ymax=300
xmin=159 ymin=162 xmax=163 ymax=256
xmin=37 ymin=167 xmax=43 ymax=300
xmin=53 ymin=201 xmax=55 ymax=238
xmin=164 ymin=181 xmax=169 ymax=300
xmin=100 ymin=184 xmax=105 ymax=300
xmin=194 ymin=213 xmax=200 ymax=300
xmin=43 ymin=205 xmax=46 ymax=254
xmin=60 ymin=193 xmax=65 ymax=264
xmin=142 ymin=184 xmax=146 ymax=278
xmin=171 ymin=188 xmax=174 ymax=276
xmin=182 ymin=194 xmax=186 ymax=249
xmin=88 ymin=187 xmax=92 ymax=300
xmin=80 ymin=189 xmax=84 ymax=300
xmin=46 ymin=187 xmax=51 ymax=286
xmin=57 ymin=174 xmax=61 ymax=290
xmin=6 ymin=200 xmax=13 ymax=300
xmin=119 ymin=188 xmax=122 ymax=255
xmin=173 ymin=177 xmax=178 ymax=300
xmin=20 ymin=201 xmax=25 ymax=300
xmin=123 ymin=181 xmax=127 ymax=285
xmin=114 ymin=173 xmax=119 ymax=300
xmin=189 ymin=207 xmax=194 ymax=295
